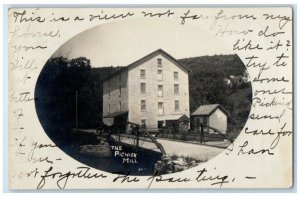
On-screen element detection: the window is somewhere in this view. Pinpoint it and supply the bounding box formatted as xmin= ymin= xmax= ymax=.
xmin=158 ymin=102 xmax=164 ymax=115
xmin=119 ymin=85 xmax=121 ymax=97
xmin=175 ymin=100 xmax=180 ymax=112
xmin=201 ymin=116 xmax=208 ymax=125
xmin=158 ymin=85 xmax=163 ymax=97
xmin=174 ymin=84 xmax=179 ymax=95
xmin=174 ymin=72 xmax=179 ymax=80
xmin=119 ymin=101 xmax=122 ymax=111
xmin=108 ymin=80 xmax=111 ymax=99
xmin=141 ymin=100 xmax=146 ymax=111
xmin=140 ymin=83 xmax=146 ymax=94
xmin=157 ymin=70 xmax=163 ymax=81
xmin=158 ymin=121 xmax=163 ymax=128
xmin=141 ymin=119 xmax=146 ymax=125
xmin=140 ymin=69 xmax=146 ymax=79
xmin=157 ymin=58 xmax=162 ymax=67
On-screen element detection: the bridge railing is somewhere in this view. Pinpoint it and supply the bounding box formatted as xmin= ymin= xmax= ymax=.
xmin=103 ymin=120 xmax=233 ymax=152
xmin=159 ymin=120 xmax=233 ymax=143
xmin=106 ymin=121 xmax=166 ymax=156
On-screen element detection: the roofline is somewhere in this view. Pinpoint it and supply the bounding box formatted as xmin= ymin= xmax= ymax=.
xmin=103 ymin=111 xmax=129 ymax=118
xmin=102 ymin=49 xmax=191 ymax=82
xmin=191 ymin=104 xmax=218 ymax=116
xmin=101 ymin=67 xmax=128 ymax=83
xmin=191 ymin=104 xmax=231 ymax=118
xmin=209 ymin=105 xmax=231 ymax=118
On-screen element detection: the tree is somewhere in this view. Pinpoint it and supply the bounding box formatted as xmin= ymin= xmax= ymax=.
xmin=35 ymin=57 xmax=93 ymax=143
xmin=35 ymin=56 xmax=123 ymax=144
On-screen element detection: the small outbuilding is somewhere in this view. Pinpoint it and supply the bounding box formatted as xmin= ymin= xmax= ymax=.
xmin=191 ymin=104 xmax=230 ymax=134
xmin=161 ymin=114 xmax=190 ymax=133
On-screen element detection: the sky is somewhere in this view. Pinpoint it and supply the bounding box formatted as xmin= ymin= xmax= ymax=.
xmin=52 ymin=18 xmax=232 ymax=68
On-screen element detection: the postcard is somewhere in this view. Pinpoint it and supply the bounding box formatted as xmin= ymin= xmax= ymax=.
xmin=8 ymin=7 xmax=293 ymax=189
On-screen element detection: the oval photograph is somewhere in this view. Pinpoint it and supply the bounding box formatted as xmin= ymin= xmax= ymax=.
xmin=35 ymin=19 xmax=252 ymax=176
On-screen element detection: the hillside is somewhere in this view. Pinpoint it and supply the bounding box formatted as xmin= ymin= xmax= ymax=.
xmin=179 ymin=54 xmax=252 ymax=133
xmin=35 ymin=54 xmax=252 ymax=144
xmin=178 ymin=54 xmax=246 ymax=77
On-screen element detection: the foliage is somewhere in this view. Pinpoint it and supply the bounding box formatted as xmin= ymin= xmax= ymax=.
xmin=179 ymin=54 xmax=252 ymax=134
xmin=35 ymin=57 xmax=121 ymax=143
xmin=35 ymin=54 xmax=252 ymax=143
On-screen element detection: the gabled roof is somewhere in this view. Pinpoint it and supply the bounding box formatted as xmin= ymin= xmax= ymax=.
xmin=191 ymin=104 xmax=231 ymax=117
xmin=178 ymin=114 xmax=190 ymax=122
xmin=102 ymin=49 xmax=191 ymax=82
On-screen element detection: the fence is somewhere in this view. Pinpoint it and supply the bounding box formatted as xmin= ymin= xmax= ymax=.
xmin=158 ymin=121 xmax=233 ymax=143
xmin=159 ymin=131 xmax=229 ymax=142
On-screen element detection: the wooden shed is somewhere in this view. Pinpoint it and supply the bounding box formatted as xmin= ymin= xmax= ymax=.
xmin=191 ymin=104 xmax=230 ymax=134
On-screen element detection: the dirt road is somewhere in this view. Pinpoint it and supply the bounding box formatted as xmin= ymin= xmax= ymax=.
xmin=112 ymin=134 xmax=225 ymax=162
xmin=157 ymin=139 xmax=225 ymax=161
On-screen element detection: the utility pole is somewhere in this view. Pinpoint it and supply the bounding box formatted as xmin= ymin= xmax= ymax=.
xmin=76 ymin=90 xmax=78 ymax=129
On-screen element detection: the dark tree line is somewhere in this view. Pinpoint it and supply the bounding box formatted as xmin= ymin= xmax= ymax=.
xmin=35 ymin=57 xmax=121 ymax=143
